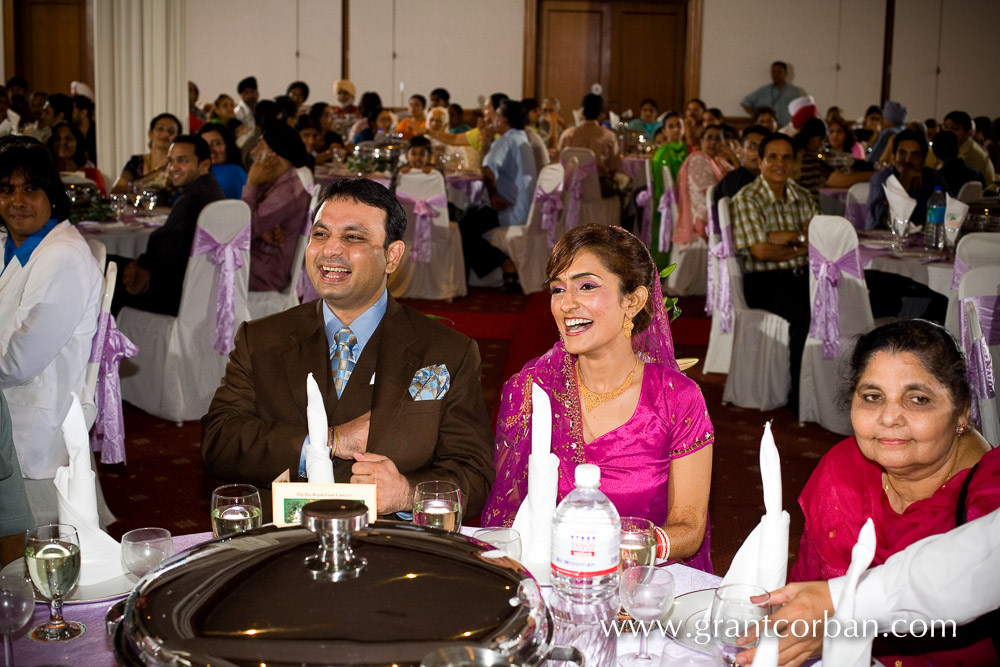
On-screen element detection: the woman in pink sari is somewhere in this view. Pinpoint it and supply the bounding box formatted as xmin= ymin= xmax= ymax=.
xmin=673 ymin=124 xmax=733 ymax=245
xmin=790 ymin=320 xmax=1000 ymax=666
xmin=482 ymin=225 xmax=714 ymax=571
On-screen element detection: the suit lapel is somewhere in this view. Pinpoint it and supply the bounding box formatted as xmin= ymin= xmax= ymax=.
xmin=282 ymin=300 xmax=334 ymax=421
xmin=367 ymin=297 xmax=421 ymax=452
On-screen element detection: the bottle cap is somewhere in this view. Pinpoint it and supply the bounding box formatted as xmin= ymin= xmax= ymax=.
xmin=575 ymin=463 xmax=600 ymax=487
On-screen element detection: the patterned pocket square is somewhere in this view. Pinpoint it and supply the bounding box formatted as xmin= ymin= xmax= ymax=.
xmin=408 ymin=364 xmax=450 ymax=400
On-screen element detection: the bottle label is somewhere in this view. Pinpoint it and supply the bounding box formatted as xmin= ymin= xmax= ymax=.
xmin=927 ymin=207 xmax=945 ymax=224
xmin=551 ymin=521 xmax=619 ymax=577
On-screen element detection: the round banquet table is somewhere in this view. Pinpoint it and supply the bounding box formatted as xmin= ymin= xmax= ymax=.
xmin=76 ymin=213 xmax=166 ymax=259
xmin=856 ymin=234 xmax=954 ymax=297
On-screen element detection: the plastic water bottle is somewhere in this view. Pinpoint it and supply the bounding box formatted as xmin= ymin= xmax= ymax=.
xmin=549 ymin=464 xmax=620 ymax=667
xmin=925 ymin=187 xmax=946 ymax=251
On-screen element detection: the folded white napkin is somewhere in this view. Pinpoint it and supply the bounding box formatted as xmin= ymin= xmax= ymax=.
xmin=821 ymin=518 xmax=877 ymax=667
xmin=511 ymin=383 xmax=559 ymax=564
xmin=54 ymin=393 xmax=125 ymax=586
xmin=945 ymin=193 xmax=969 ymax=231
xmin=609 ymin=110 xmax=621 ymax=128
xmin=883 ymin=175 xmax=917 ymax=225
xmin=304 ymin=373 xmax=335 ymax=483
xmin=722 ymin=422 xmax=790 ymax=591
xmin=751 ymin=634 xmax=779 ymax=667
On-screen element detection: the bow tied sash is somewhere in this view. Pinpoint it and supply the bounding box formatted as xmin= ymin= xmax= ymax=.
xmin=532 ymin=183 xmax=563 ymax=247
xmin=636 ymin=184 xmax=654 ymax=247
xmin=191 ymin=224 xmax=252 ymax=355
xmin=561 ymin=160 xmax=597 ymax=230
xmin=395 ymin=191 xmax=447 ymax=263
xmin=958 ymin=295 xmax=998 ymax=421
xmin=87 ymin=311 xmax=138 ymax=464
xmin=657 ymin=186 xmax=676 ymax=253
xmin=808 ymin=243 xmax=864 ymax=359
xmin=707 ymin=219 xmax=736 ymax=333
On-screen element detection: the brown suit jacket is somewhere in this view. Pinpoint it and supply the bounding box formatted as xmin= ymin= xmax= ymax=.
xmin=201 ymin=295 xmax=495 ymax=517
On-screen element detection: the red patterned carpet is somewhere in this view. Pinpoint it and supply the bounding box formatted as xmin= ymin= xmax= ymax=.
xmin=99 ymin=290 xmax=843 ymax=574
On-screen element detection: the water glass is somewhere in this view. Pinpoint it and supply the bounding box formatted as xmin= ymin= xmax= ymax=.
xmin=121 ymin=528 xmax=174 ymax=577
xmin=620 ymin=517 xmax=656 ymax=571
xmin=412 ymin=480 xmax=462 ymax=532
xmin=211 ymin=484 xmax=263 ymax=537
xmin=24 ymin=524 xmax=84 ymax=642
xmin=709 ymin=584 xmax=770 ymax=662
xmin=0 ymin=575 xmax=34 ymax=666
xmin=890 ymin=216 xmax=909 ymax=252
xmin=109 ymin=194 xmax=126 ymax=222
xmin=619 ymin=566 xmax=675 ymax=667
xmin=472 ymin=528 xmax=521 ymax=560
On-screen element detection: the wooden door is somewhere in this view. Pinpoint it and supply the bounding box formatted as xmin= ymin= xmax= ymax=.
xmin=8 ymin=0 xmax=90 ymax=94
xmin=609 ymin=2 xmax=686 ymax=116
xmin=537 ymin=1 xmax=612 ymax=123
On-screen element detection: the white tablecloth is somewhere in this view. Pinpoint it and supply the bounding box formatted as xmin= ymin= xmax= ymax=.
xmin=866 ymin=255 xmax=953 ymax=297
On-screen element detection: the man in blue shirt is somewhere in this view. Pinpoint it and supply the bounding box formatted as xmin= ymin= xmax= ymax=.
xmin=741 ymin=61 xmax=803 ymax=127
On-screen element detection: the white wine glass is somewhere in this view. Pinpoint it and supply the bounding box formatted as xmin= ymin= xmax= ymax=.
xmin=619 ymin=566 xmax=675 ymax=667
xmin=412 ymin=480 xmax=462 ymax=532
xmin=890 ymin=216 xmax=909 ymax=253
xmin=0 ymin=575 xmax=34 ymax=666
xmin=211 ymin=484 xmax=263 ymax=537
xmin=109 ymin=194 xmax=126 ymax=222
xmin=620 ymin=517 xmax=656 ymax=571
xmin=709 ymin=584 xmax=770 ymax=665
xmin=472 ymin=528 xmax=521 ymax=560
xmin=121 ymin=528 xmax=174 ymax=577
xmin=24 ymin=524 xmax=83 ymax=642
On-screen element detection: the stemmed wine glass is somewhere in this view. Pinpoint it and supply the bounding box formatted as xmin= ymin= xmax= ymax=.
xmin=109 ymin=194 xmax=126 ymax=222
xmin=121 ymin=528 xmax=174 ymax=577
xmin=412 ymin=480 xmax=462 ymax=532
xmin=24 ymin=524 xmax=83 ymax=642
xmin=211 ymin=484 xmax=263 ymax=537
xmin=620 ymin=517 xmax=656 ymax=571
xmin=0 ymin=575 xmax=34 ymax=665
xmin=709 ymin=584 xmax=771 ymax=665
xmin=618 ymin=566 xmax=675 ymax=667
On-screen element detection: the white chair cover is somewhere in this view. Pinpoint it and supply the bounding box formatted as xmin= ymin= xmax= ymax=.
xmin=664 ymin=182 xmax=710 ymax=297
xmin=956 ymin=181 xmax=983 ymax=203
xmin=703 ymin=195 xmax=735 ymax=374
xmin=560 ymin=147 xmax=619 ymax=229
xmin=657 ymin=164 xmax=678 ymax=254
xmin=721 ymin=207 xmax=792 ymax=411
xmin=844 ymin=181 xmax=869 ymax=230
xmin=118 ymin=200 xmax=252 ymax=422
xmin=944 ymin=233 xmax=1000 ymax=338
xmin=387 ymin=170 xmax=467 ymax=301
xmin=486 ymin=163 xmax=564 ymax=295
xmin=958 ymin=266 xmax=1000 ymax=448
xmin=248 ymin=167 xmax=315 ymax=319
xmin=87 ymin=238 xmax=107 ymax=274
xmin=799 ymin=216 xmax=873 ymax=434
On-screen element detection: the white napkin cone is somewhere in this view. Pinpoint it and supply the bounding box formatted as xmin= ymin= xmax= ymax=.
xmin=882 ymin=175 xmax=917 ymax=226
xmin=722 ymin=422 xmax=790 ymax=591
xmin=511 ymin=383 xmax=559 ymax=564
xmin=304 ymin=373 xmax=335 ymax=483
xmin=945 ymin=193 xmax=969 ymax=232
xmin=54 ymin=392 xmax=125 ymax=586
xmin=820 ymin=518 xmax=877 ymax=667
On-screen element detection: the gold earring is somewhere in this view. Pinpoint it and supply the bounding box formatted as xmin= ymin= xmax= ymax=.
xmin=956 ymin=424 xmax=966 ymax=436
xmin=623 ymin=313 xmax=634 ymax=339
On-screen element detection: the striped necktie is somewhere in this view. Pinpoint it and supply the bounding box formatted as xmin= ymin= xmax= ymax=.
xmin=331 ymin=326 xmax=357 ymax=398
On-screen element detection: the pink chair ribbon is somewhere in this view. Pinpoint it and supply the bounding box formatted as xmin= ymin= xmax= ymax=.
xmin=191 ymin=224 xmax=252 ymax=355
xmin=88 ymin=311 xmax=138 ymax=464
xmin=561 ymin=160 xmax=597 ymax=230
xmin=958 ymin=295 xmax=999 ymax=423
xmin=808 ymin=243 xmax=864 ymax=359
xmin=395 ymin=191 xmax=447 ymax=263
xmin=636 ymin=183 xmax=653 ymax=247
xmin=951 ymin=256 xmax=970 ymax=291
xmin=657 ymin=186 xmax=675 ymax=253
xmin=532 ymin=183 xmax=563 ymax=247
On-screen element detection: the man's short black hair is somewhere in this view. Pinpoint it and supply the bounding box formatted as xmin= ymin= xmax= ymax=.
xmin=974 ymin=115 xmax=990 ymax=135
xmin=238 ymin=76 xmax=258 ymax=94
xmin=932 ymin=131 xmax=959 ymax=162
xmin=313 ymin=178 xmax=406 ymax=246
xmin=640 ymin=98 xmax=658 ymax=109
xmin=772 ymin=60 xmax=788 ymax=71
xmin=287 ymin=81 xmax=309 ymax=101
xmin=46 ymin=93 xmax=72 ymax=121
xmin=430 ymin=87 xmax=450 ymax=104
xmin=706 ymin=107 xmax=723 ymax=120
xmin=274 ymin=95 xmax=298 ymax=121
xmin=0 ymin=136 xmax=71 ymax=226
xmin=408 ymin=135 xmax=431 ymax=151
xmin=5 ymin=76 xmax=28 ymax=91
xmin=499 ymin=100 xmax=527 ymax=130
xmin=489 ymin=93 xmax=509 ymax=111
xmin=521 ymin=97 xmax=539 ymax=113
xmin=892 ymin=129 xmax=929 ymax=159
xmin=253 ymin=100 xmax=279 ymax=127
xmin=170 ymin=134 xmax=211 ymax=163
xmin=742 ymin=125 xmax=769 ymax=142
xmin=865 ymin=105 xmax=882 ymax=117
xmin=925 ymin=118 xmax=938 ymax=129
xmin=409 ymin=94 xmax=426 ymax=108
xmin=72 ymin=94 xmax=94 ymax=116
xmin=687 ymin=98 xmax=706 ymax=111
xmin=944 ymin=110 xmax=972 ymax=133
xmin=582 ymin=93 xmax=603 ymax=120
xmin=758 ymin=132 xmax=794 ymax=158
xmin=754 ymin=105 xmax=776 ymax=118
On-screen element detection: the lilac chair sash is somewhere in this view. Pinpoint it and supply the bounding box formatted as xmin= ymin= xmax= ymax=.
xmin=657 ymin=186 xmax=676 ymax=253
xmin=191 ymin=224 xmax=252 ymax=355
xmin=951 ymin=256 xmax=970 ymax=291
xmin=808 ymin=243 xmax=864 ymax=359
xmin=395 ymin=191 xmax=447 ymax=263
xmin=705 ymin=205 xmax=717 ymax=317
xmin=532 ymin=183 xmax=563 ymax=247
xmin=959 ymin=294 xmax=999 ymax=402
xmin=87 ymin=311 xmax=138 ymax=464
xmin=562 ymin=160 xmax=597 ymax=230
xmin=707 ymin=222 xmax=736 ymax=333
xmin=635 ymin=182 xmax=654 ymax=247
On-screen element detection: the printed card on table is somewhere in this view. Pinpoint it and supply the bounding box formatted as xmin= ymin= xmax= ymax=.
xmin=271 ymin=469 xmax=377 ymax=526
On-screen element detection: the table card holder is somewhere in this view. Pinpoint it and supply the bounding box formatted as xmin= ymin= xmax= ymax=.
xmin=271 ymin=469 xmax=377 ymax=527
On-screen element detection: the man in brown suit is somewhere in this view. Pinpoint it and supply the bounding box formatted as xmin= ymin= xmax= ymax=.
xmin=201 ymin=178 xmax=494 ymax=518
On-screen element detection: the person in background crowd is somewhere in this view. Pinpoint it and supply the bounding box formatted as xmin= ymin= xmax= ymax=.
xmin=27 ymin=91 xmax=47 ymax=127
xmin=867 ymin=100 xmax=907 ymax=165
xmin=522 ymin=97 xmax=545 ymax=142
xmin=866 ymin=129 xmax=945 ymax=230
xmin=25 ymin=93 xmax=71 ymax=144
xmin=235 ymin=76 xmax=259 ymax=136
xmin=240 ymin=99 xmax=279 ymax=166
xmin=973 ymin=115 xmax=991 ymax=147
xmin=703 ymin=107 xmax=724 ymax=128
xmin=987 ymin=118 xmax=1000 ymax=175
xmin=47 ymin=120 xmax=107 ymax=196
xmin=348 ymin=92 xmax=383 ymax=144
xmin=5 ymin=76 xmax=29 ymax=123
xmin=780 ymin=95 xmax=816 ymax=137
xmin=72 ymin=94 xmax=96 ymax=165
xmin=330 ymin=79 xmax=357 ymax=119
xmin=741 ymin=61 xmax=803 ymax=127
xmin=287 ymin=80 xmax=310 ymax=114
xmin=862 ymin=104 xmax=883 ymax=134
xmin=197 ymin=122 xmax=247 ymax=200
xmin=793 ymin=118 xmax=872 ymax=201
xmin=684 ymin=98 xmax=706 ymax=150
xmin=429 ymin=87 xmax=450 ymax=108
xmin=538 ymin=98 xmax=567 ymax=151
xmin=558 ymin=93 xmax=620 ymax=178
xmin=0 ymin=86 xmax=20 ymax=138
xmin=713 ymin=124 xmax=768 ymax=224
xmin=296 ymin=114 xmax=338 ymax=167
xmin=211 ymin=94 xmax=237 ymax=127
xmin=189 ymin=81 xmax=206 ymax=132
xmin=933 ymin=130 xmax=985 ymax=197
xmin=938 ymin=110 xmax=996 ymax=183
xmin=648 ymin=111 xmax=688 ymax=266
xmin=448 ymin=103 xmax=471 ymax=133
xmin=826 ymin=115 xmax=866 ymax=160
xmin=824 ymin=105 xmax=843 ymax=126
xmin=674 ymin=124 xmax=733 ymax=246
xmin=629 ymin=98 xmax=662 ymax=138
xmin=395 ymin=94 xmax=427 ymax=141
xmin=924 ymin=117 xmax=939 ymax=143
xmin=110 ymin=112 xmax=182 ymax=194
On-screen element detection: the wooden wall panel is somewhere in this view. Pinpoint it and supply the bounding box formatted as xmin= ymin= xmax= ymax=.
xmin=16 ymin=0 xmax=87 ymax=94
xmin=538 ymin=1 xmax=611 ymax=121
xmin=610 ymin=2 xmax=685 ymax=115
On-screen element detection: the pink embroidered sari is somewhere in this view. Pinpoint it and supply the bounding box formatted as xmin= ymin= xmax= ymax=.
xmin=673 ymin=151 xmax=732 ymax=245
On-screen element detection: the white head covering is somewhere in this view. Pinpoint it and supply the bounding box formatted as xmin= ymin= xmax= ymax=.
xmin=71 ymin=81 xmax=94 ymax=101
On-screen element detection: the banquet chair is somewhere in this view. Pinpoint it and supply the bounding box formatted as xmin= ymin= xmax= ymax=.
xmin=387 ymin=170 xmax=467 ymax=301
xmin=844 ymin=181 xmax=870 ymax=230
xmin=118 ymin=200 xmax=252 ymax=423
xmin=664 ymin=183 xmax=709 ymax=297
xmin=721 ymin=205 xmax=792 ymax=410
xmin=486 ymin=163 xmax=564 ymax=295
xmin=560 ymin=147 xmax=619 ymax=229
xmin=87 ymin=238 xmax=107 ymax=274
xmin=81 ymin=260 xmax=117 ymax=430
xmin=958 ymin=266 xmax=1000 ymax=448
xmin=956 ymin=181 xmax=983 ymax=203
xmin=703 ymin=194 xmax=735 ymax=375
xmin=944 ymin=233 xmax=1000 ymax=338
xmin=653 ymin=163 xmax=679 ymax=256
xmin=798 ymin=216 xmax=873 ymax=434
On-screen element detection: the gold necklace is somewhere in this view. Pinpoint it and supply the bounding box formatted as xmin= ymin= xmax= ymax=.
xmin=576 ymin=358 xmax=638 ymax=412
xmin=882 ymin=449 xmax=964 ymax=498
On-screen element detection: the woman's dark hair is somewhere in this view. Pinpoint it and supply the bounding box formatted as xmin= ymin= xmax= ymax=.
xmin=358 ymin=92 xmax=383 ymax=118
xmin=365 ymin=105 xmax=384 ymax=128
xmin=273 ymin=95 xmax=298 ymax=122
xmin=197 ymin=122 xmax=242 ymax=165
xmin=640 ymin=98 xmax=658 ymax=110
xmin=545 ymin=225 xmax=656 ymax=333
xmin=794 ymin=117 xmax=827 ymax=151
xmin=149 ymin=112 xmax=182 ymax=134
xmin=309 ymin=102 xmax=328 ymax=126
xmin=865 ymin=105 xmax=882 ymax=118
xmin=287 ymin=80 xmax=309 ymax=101
xmin=45 ymin=120 xmax=88 ymax=168
xmin=0 ymin=136 xmax=71 ymax=225
xmin=409 ymin=94 xmax=427 ymax=108
xmin=826 ymin=116 xmax=857 ymax=152
xmin=847 ymin=319 xmax=971 ymax=416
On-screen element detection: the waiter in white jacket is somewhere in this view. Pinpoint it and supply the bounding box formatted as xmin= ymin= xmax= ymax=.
xmin=0 ymin=136 xmax=101 ymax=523
xmin=736 ymin=508 xmax=1000 ymax=666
